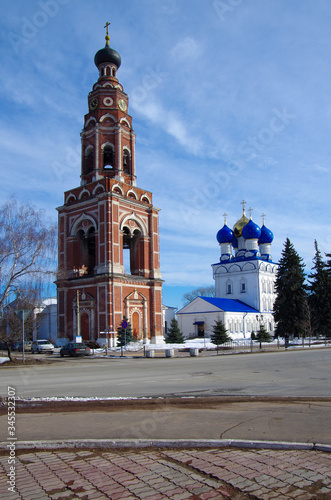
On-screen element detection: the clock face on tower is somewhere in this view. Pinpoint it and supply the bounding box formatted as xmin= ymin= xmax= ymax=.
xmin=89 ymin=97 xmax=99 ymax=111
xmin=118 ymin=99 xmax=127 ymax=112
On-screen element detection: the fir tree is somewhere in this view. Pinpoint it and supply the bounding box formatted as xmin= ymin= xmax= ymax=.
xmin=308 ymin=241 xmax=331 ymax=338
xmin=165 ymin=318 xmax=185 ymax=343
xmin=256 ymin=325 xmax=272 ymax=342
xmin=117 ymin=318 xmax=134 ymax=347
xmin=210 ymin=319 xmax=232 ymax=346
xmin=273 ymin=238 xmax=307 ymax=338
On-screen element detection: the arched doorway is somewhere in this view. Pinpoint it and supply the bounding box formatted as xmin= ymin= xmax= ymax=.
xmin=80 ymin=312 xmax=90 ymax=341
xmin=132 ymin=311 xmax=140 ymax=340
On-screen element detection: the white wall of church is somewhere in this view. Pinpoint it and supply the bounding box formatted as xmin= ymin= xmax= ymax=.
xmin=178 ymin=309 xmax=275 ymax=340
xmin=213 ymin=260 xmax=278 ymax=312
xmin=177 ymin=311 xmax=225 ymax=339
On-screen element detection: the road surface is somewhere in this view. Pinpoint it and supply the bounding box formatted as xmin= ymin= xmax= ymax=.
xmin=1 ymin=348 xmax=330 ymax=399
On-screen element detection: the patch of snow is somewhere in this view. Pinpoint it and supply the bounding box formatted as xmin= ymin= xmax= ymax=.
xmin=0 ymin=357 xmax=9 ymax=364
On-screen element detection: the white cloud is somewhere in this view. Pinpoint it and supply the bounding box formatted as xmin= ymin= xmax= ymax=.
xmin=132 ymin=99 xmax=203 ymax=155
xmin=170 ymin=37 xmax=203 ymax=61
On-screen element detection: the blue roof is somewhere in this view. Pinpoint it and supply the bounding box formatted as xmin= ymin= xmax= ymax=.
xmin=200 ymin=297 xmax=259 ymax=313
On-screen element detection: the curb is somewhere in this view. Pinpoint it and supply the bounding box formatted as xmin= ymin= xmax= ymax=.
xmin=1 ymin=439 xmax=330 ymax=453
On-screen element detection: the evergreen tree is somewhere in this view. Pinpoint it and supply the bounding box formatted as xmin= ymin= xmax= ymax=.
xmin=256 ymin=325 xmax=272 ymax=342
xmin=308 ymin=241 xmax=331 ymax=338
xmin=210 ymin=319 xmax=232 ymax=346
xmin=117 ymin=318 xmax=134 ymax=347
xmin=273 ymin=238 xmax=307 ymax=338
xmin=165 ymin=318 xmax=185 ymax=343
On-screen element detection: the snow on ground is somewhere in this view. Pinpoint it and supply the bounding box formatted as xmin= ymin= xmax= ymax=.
xmin=0 ymin=357 xmax=10 ymax=364
xmin=102 ymin=337 xmax=330 ymax=352
xmin=108 ymin=338 xmax=278 ymax=351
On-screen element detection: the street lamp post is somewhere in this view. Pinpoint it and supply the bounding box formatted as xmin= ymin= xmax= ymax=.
xmin=121 ymin=320 xmax=128 ymax=357
xmin=243 ymin=312 xmax=248 ymax=339
xmin=15 ymin=309 xmax=31 ymax=363
xmin=256 ymin=314 xmax=264 ymax=349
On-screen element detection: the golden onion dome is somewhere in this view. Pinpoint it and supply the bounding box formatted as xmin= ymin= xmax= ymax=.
xmin=233 ymin=210 xmax=249 ymax=237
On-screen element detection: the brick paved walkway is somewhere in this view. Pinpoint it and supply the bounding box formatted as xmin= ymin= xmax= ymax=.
xmin=1 ymin=447 xmax=331 ymax=499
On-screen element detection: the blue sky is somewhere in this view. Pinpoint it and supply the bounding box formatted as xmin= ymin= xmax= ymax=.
xmin=1 ymin=0 xmax=330 ymax=308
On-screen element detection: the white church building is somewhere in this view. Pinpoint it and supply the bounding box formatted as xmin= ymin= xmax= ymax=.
xmin=177 ymin=204 xmax=278 ymax=340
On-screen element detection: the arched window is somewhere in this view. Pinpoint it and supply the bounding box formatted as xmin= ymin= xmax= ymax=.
xmin=122 ymin=226 xmax=141 ymax=275
xmin=123 ymin=149 xmax=131 ymax=174
xmin=87 ymin=227 xmax=96 ymax=274
xmin=84 ymin=147 xmax=94 ymax=173
xmin=103 ymin=145 xmax=114 ymax=169
xmin=75 ymin=227 xmax=96 ymax=276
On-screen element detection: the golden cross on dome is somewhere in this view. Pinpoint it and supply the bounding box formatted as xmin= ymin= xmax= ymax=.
xmin=223 ymin=212 xmax=228 ymax=225
xmin=248 ymin=207 xmax=253 ymax=219
xmin=104 ymin=21 xmax=110 ymax=45
xmin=240 ymin=199 xmax=246 ymax=214
xmin=261 ymin=213 xmax=266 ymax=225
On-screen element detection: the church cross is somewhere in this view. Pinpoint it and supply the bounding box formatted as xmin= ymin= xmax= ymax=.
xmin=104 ymin=22 xmax=110 ymax=44
xmin=241 ymin=199 xmax=246 ymax=214
xmin=223 ymin=212 xmax=228 ymax=225
xmin=261 ymin=213 xmax=266 ymax=225
xmin=248 ymin=207 xmax=253 ymax=219
xmin=104 ymin=21 xmax=111 ymax=35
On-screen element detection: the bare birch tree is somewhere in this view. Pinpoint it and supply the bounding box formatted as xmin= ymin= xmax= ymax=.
xmin=0 ymin=197 xmax=56 ymax=360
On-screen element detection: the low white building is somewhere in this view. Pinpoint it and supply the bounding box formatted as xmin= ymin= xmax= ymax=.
xmin=37 ymin=297 xmax=58 ymax=343
xmin=177 ymin=296 xmax=262 ymax=339
xmin=177 ymin=205 xmax=278 ymax=340
xmin=162 ymin=305 xmax=177 ymax=336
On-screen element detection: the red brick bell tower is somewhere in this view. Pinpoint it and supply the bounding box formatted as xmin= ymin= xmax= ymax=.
xmin=56 ymin=25 xmax=163 ymax=344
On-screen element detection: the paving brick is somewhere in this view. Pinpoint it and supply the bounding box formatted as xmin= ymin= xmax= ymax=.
xmin=171 ymin=493 xmax=194 ymax=500
xmin=2 ymin=446 xmax=331 ymax=500
xmin=200 ymin=491 xmax=226 ymax=499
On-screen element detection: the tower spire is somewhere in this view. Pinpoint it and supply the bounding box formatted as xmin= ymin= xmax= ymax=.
xmin=241 ymin=199 xmax=246 ymax=215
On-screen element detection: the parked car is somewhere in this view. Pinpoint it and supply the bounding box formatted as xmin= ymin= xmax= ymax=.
xmin=60 ymin=342 xmax=91 ymax=357
xmin=17 ymin=341 xmax=32 ymax=352
xmin=11 ymin=341 xmax=21 ymax=351
xmin=31 ymin=340 xmax=54 ymax=354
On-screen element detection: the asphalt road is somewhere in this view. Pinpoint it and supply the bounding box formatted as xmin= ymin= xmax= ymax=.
xmin=1 ymin=348 xmax=330 ymax=399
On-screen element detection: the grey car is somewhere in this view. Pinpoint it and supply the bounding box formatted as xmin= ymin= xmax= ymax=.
xmin=31 ymin=340 xmax=54 ymax=354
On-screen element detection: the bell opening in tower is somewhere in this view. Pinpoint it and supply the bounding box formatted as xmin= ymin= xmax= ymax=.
xmin=103 ymin=145 xmax=114 ymax=170
xmin=122 ymin=226 xmax=142 ymax=276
